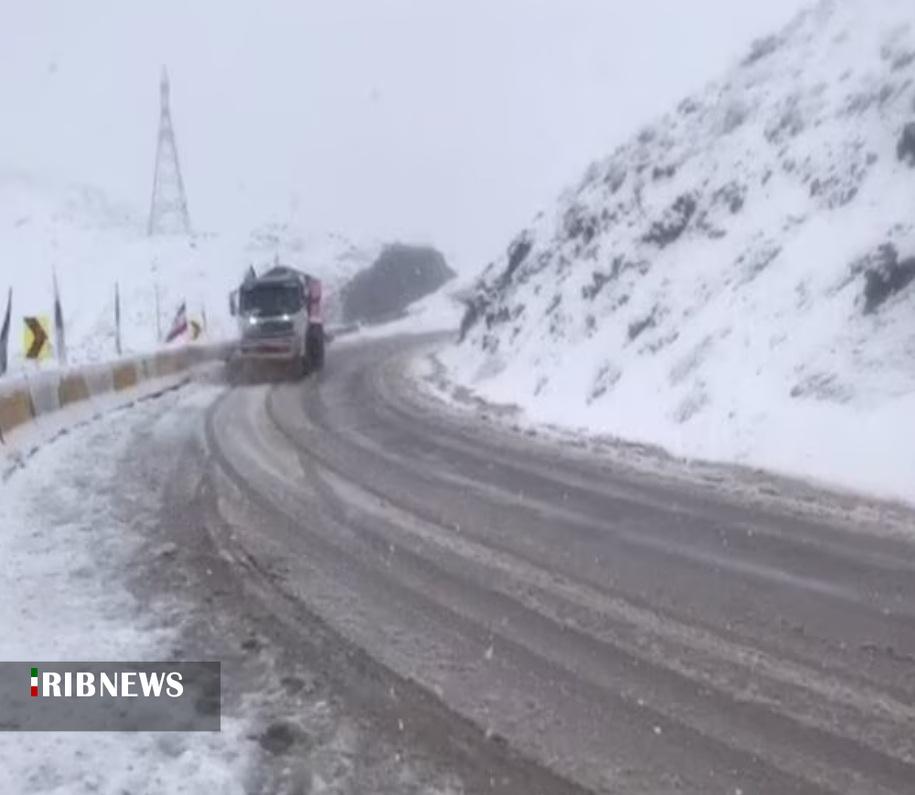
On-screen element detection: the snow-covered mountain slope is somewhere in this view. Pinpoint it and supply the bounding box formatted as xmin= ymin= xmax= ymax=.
xmin=443 ymin=0 xmax=915 ymax=501
xmin=0 ymin=172 xmax=377 ymax=371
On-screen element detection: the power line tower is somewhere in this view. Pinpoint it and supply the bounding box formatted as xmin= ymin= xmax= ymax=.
xmin=147 ymin=68 xmax=192 ymax=236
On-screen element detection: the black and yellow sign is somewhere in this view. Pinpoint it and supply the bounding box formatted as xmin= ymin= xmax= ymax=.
xmin=23 ymin=315 xmax=51 ymax=361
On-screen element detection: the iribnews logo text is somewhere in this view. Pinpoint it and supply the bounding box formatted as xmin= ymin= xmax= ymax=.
xmin=30 ymin=667 xmax=184 ymax=699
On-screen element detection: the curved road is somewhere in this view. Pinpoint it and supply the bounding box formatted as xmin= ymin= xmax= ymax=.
xmin=198 ymin=334 xmax=915 ymax=794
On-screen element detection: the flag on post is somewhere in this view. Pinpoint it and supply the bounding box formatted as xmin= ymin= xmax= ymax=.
xmin=115 ymin=282 xmax=122 ymax=356
xmin=0 ymin=287 xmax=11 ymax=376
xmin=52 ymin=270 xmax=67 ymax=365
xmin=165 ymin=301 xmax=188 ymax=343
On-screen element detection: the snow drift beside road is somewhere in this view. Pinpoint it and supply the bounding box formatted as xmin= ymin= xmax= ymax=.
xmin=0 ymin=387 xmax=250 ymax=794
xmin=444 ymin=0 xmax=915 ymax=503
xmin=344 ymin=287 xmax=465 ymax=342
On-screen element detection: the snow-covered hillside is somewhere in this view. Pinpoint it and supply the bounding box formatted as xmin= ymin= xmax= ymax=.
xmin=0 ymin=171 xmax=378 ymax=371
xmin=444 ymin=0 xmax=915 ymax=501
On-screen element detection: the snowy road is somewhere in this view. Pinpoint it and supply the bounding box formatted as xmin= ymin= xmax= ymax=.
xmin=7 ymin=334 xmax=915 ymax=794
xmin=199 ymin=334 xmax=915 ymax=794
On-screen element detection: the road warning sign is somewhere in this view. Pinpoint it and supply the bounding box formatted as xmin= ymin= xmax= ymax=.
xmin=23 ymin=315 xmax=51 ymax=361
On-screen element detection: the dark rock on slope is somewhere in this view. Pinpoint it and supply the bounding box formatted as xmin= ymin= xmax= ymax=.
xmin=863 ymin=243 xmax=915 ymax=314
xmin=898 ymin=121 xmax=915 ymax=165
xmin=341 ymin=244 xmax=455 ymax=325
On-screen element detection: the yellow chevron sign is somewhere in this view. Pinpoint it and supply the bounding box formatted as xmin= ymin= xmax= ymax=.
xmin=23 ymin=315 xmax=51 ymax=360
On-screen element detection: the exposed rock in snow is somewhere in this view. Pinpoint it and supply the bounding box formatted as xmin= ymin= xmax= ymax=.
xmin=862 ymin=243 xmax=915 ymax=314
xmin=340 ymin=244 xmax=455 ymax=325
xmin=896 ymin=121 xmax=915 ymax=165
xmin=444 ymin=0 xmax=915 ymax=502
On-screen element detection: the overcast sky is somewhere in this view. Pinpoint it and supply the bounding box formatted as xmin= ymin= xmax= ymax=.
xmin=0 ymin=0 xmax=809 ymax=271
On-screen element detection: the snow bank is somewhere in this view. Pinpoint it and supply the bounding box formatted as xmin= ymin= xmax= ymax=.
xmin=444 ymin=0 xmax=915 ymax=503
xmin=0 ymin=389 xmax=250 ymax=794
xmin=342 ymin=287 xmax=465 ymax=342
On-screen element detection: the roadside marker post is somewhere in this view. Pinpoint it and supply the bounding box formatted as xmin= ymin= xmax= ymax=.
xmin=22 ymin=316 xmax=52 ymax=361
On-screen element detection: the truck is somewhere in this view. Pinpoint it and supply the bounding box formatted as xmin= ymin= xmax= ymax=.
xmin=230 ymin=264 xmax=325 ymax=379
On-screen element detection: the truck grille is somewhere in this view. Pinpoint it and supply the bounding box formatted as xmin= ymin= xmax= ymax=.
xmin=249 ymin=319 xmax=294 ymax=337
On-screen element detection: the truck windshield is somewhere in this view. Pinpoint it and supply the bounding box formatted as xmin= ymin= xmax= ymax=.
xmin=239 ymin=284 xmax=303 ymax=316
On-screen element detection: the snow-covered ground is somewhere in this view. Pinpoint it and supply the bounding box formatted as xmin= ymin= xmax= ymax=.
xmin=0 ymin=386 xmax=250 ymax=794
xmin=0 ymin=170 xmax=378 ymax=373
xmin=343 ymin=286 xmax=465 ymax=342
xmin=444 ymin=0 xmax=915 ymax=505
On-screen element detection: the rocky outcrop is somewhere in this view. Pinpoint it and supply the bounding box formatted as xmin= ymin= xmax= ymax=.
xmin=341 ymin=244 xmax=455 ymax=325
xmin=897 ymin=121 xmax=915 ymax=165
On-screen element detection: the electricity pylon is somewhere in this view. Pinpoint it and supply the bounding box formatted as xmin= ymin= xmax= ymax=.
xmin=147 ymin=68 xmax=191 ymax=236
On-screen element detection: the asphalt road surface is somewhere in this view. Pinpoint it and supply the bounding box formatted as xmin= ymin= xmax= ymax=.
xmin=175 ymin=334 xmax=915 ymax=793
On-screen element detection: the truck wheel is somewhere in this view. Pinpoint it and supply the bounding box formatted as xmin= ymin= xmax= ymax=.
xmin=307 ymin=326 xmax=325 ymax=372
xmin=298 ymin=351 xmax=310 ymax=379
